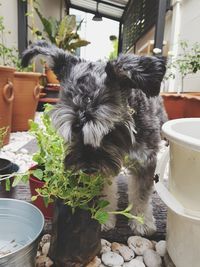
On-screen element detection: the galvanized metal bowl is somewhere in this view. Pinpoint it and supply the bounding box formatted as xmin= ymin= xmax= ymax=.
xmin=0 ymin=198 xmax=44 ymax=267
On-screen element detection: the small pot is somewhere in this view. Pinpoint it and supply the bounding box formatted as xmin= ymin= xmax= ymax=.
xmin=0 ymin=158 xmax=19 ymax=195
xmin=49 ymin=199 xmax=101 ymax=267
xmin=0 ymin=158 xmax=13 ymax=175
xmin=29 ymin=169 xmax=54 ymax=219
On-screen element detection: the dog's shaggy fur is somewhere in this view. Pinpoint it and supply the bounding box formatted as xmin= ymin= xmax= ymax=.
xmin=22 ymin=41 xmax=167 ymax=236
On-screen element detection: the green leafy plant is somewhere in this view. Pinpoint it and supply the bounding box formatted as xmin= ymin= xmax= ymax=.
xmin=166 ymin=41 xmax=200 ymax=91
xmin=32 ymin=6 xmax=90 ymax=53
xmin=7 ymin=104 xmax=143 ymax=224
xmin=108 ymin=35 xmax=118 ymax=60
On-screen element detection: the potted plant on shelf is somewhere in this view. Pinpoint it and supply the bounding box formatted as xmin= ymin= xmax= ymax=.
xmin=162 ymin=41 xmax=200 ymax=119
xmin=13 ymin=104 xmax=143 ymax=266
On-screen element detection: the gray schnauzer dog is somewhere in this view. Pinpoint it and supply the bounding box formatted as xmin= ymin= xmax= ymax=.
xmin=22 ymin=41 xmax=167 ymax=236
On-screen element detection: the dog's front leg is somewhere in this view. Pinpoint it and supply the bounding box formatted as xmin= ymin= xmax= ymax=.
xmin=101 ymin=177 xmax=119 ymax=231
xmin=126 ymin=151 xmax=157 ymax=236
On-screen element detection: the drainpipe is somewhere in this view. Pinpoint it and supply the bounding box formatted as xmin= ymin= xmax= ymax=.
xmin=168 ymin=0 xmax=182 ymax=92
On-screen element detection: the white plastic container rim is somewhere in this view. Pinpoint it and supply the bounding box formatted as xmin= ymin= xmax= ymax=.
xmin=162 ymin=118 xmax=200 ymax=152
xmin=155 ymin=118 xmax=200 ymax=220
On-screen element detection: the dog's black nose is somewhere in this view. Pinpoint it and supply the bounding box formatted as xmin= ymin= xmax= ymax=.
xmin=82 ymin=167 xmax=98 ymax=175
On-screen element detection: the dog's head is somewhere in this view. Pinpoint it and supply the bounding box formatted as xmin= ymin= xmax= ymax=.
xmin=22 ymin=41 xmax=166 ymax=176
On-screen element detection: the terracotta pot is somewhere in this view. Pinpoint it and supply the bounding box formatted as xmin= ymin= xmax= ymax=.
xmin=29 ymin=171 xmax=54 ymax=219
xmin=161 ymin=93 xmax=185 ymax=120
xmin=45 ymin=66 xmax=59 ymax=84
xmin=162 ymin=92 xmax=200 ymax=120
xmin=184 ymin=95 xmax=200 ymax=118
xmin=12 ymin=72 xmax=42 ymax=132
xmin=0 ymin=66 xmax=15 ymax=145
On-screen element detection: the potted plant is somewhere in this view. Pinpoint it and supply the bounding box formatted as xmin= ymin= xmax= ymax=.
xmin=0 ymin=16 xmax=15 ymax=144
xmin=162 ymin=41 xmax=200 ymax=119
xmin=13 ymin=105 xmax=143 ymax=266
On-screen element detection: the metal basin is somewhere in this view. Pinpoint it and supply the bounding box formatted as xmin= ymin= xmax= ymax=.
xmin=0 ymin=198 xmax=44 ymax=267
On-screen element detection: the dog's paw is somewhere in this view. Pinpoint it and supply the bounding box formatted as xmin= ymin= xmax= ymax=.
xmin=101 ymin=214 xmax=116 ymax=232
xmin=129 ymin=217 xmax=156 ymax=237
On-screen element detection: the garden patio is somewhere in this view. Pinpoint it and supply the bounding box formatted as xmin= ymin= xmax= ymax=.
xmin=0 ymin=0 xmax=200 ymax=267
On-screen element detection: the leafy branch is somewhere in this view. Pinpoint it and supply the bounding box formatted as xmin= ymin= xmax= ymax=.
xmin=165 ymin=40 xmax=200 ymax=91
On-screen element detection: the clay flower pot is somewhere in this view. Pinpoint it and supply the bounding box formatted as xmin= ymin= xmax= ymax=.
xmin=12 ymin=72 xmax=42 ymax=132
xmin=162 ymin=92 xmax=200 ymax=119
xmin=45 ymin=66 xmax=59 ymax=84
xmin=161 ymin=93 xmax=185 ymax=120
xmin=0 ymin=66 xmax=15 ymax=145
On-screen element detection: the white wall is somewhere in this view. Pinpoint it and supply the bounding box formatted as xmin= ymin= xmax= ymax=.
xmin=166 ymin=0 xmax=200 ymax=92
xmin=0 ymin=0 xmax=18 ymax=61
xmin=179 ymin=0 xmax=200 ymax=92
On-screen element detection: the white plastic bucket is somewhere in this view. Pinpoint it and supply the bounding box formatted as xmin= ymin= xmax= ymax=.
xmin=155 ymin=118 xmax=200 ymax=267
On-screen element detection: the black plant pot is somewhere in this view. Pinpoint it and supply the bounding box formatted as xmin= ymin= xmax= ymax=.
xmin=0 ymin=158 xmax=19 ymax=195
xmin=49 ymin=199 xmax=101 ymax=267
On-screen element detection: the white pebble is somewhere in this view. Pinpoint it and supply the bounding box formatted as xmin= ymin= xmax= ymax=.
xmin=155 ymin=240 xmax=167 ymax=257
xmin=42 ymin=242 xmax=50 ymax=256
xmin=123 ymin=259 xmax=145 ymax=267
xmin=143 ymin=249 xmax=162 ymax=267
xmin=101 ymin=239 xmax=111 ymax=247
xmin=101 ymin=239 xmax=111 ymax=254
xmin=111 ymin=242 xmax=135 ymax=261
xmin=102 ymin=252 xmax=124 ymax=266
xmin=20 ymin=148 xmax=29 ymax=154
xmin=127 ymin=236 xmax=153 ymax=256
xmin=135 ymin=256 xmax=143 ymax=262
xmin=41 ymin=234 xmax=51 ymax=244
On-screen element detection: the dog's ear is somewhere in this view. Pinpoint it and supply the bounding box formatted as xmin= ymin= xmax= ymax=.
xmin=21 ymin=40 xmax=80 ymax=81
xmin=106 ymin=54 xmax=166 ymax=97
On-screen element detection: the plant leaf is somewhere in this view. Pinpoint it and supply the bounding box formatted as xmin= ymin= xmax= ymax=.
xmin=94 ymin=210 xmax=109 ymax=224
xmin=97 ymin=200 xmax=110 ymax=209
xmin=32 ymin=169 xmax=43 ymax=180
xmin=34 ymin=7 xmax=56 ymax=43
xmin=31 ymin=195 xmax=38 ymax=201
